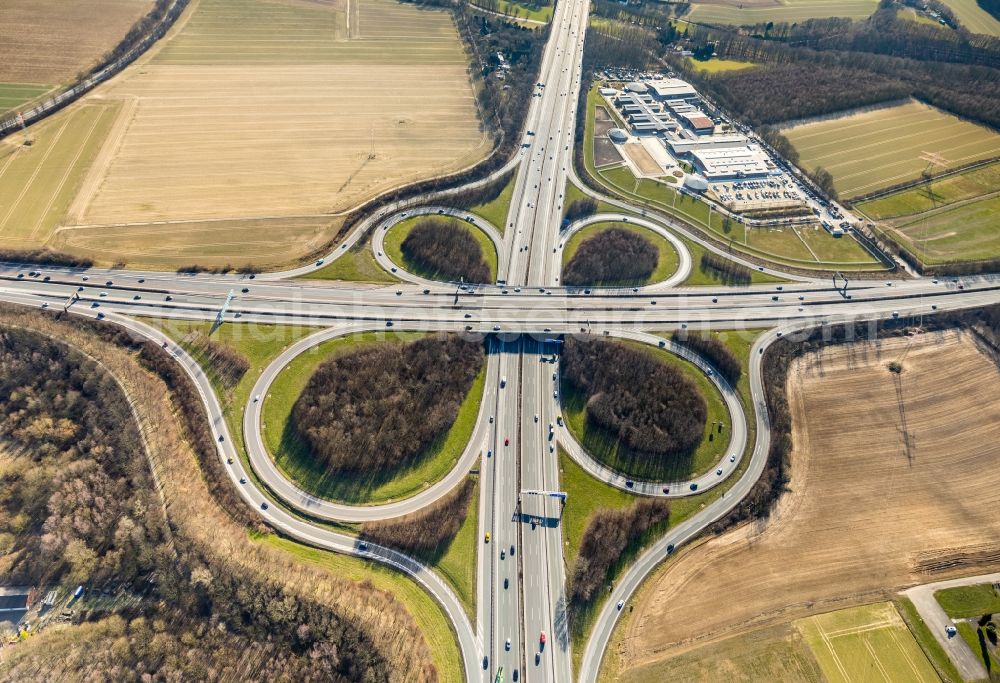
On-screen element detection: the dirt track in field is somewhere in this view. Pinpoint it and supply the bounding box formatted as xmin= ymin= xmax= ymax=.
xmin=609 ymin=330 xmax=1000 ymax=673
xmin=0 ymin=0 xmax=153 ymax=85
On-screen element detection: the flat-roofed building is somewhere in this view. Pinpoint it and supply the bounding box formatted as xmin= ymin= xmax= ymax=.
xmin=666 ymin=134 xmax=749 ymax=156
xmin=679 ymin=111 xmax=715 ymax=134
xmin=690 ymin=144 xmax=775 ymax=180
xmin=647 ymin=78 xmax=698 ymax=100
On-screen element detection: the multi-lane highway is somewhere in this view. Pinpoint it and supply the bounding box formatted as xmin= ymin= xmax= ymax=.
xmin=3 ymin=0 xmax=1000 ymax=678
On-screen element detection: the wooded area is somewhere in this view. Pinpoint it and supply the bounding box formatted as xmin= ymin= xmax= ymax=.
xmin=0 ymin=320 xmax=421 ymax=681
xmin=676 ymin=18 xmax=1000 ymax=131
xmin=401 ymin=219 xmax=492 ymax=283
xmin=361 ymin=478 xmax=475 ymax=560
xmin=293 ymin=336 xmax=484 ymax=475
xmin=671 ymin=330 xmax=742 ymax=386
xmin=562 ymin=337 xmax=707 ymax=460
xmin=569 ymin=499 xmax=670 ymax=610
xmin=563 ymin=227 xmax=658 ymax=286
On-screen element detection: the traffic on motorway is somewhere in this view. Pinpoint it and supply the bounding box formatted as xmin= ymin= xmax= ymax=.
xmin=2 ymin=0 xmax=999 ymax=679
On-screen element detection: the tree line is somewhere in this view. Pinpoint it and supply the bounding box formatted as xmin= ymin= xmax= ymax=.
xmin=402 ymin=219 xmax=492 ymax=283
xmin=564 ymin=197 xmax=598 ymax=222
xmin=702 ymin=5 xmax=1000 ymax=67
xmin=361 ymin=478 xmax=476 ymax=561
xmin=563 ymin=227 xmax=659 ymax=286
xmin=293 ymin=336 xmax=484 ymax=475
xmin=183 ymin=331 xmax=250 ymax=388
xmin=569 ymin=499 xmax=670 ymax=612
xmin=671 ymin=331 xmax=742 ymax=386
xmin=699 ymin=252 xmax=752 ymax=285
xmin=562 ymin=337 xmax=707 ymax=459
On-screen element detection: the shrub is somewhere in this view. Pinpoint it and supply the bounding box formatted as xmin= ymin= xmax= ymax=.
xmin=564 ymin=197 xmax=598 ymax=221
xmin=671 ymin=331 xmax=742 ymax=386
xmin=401 ymin=220 xmax=491 ymax=283
xmin=292 ymin=336 xmax=484 ymax=475
xmin=563 ymin=227 xmax=658 ymax=286
xmin=361 ymin=478 xmax=475 ymax=559
xmin=570 ymin=499 xmax=670 ymax=607
xmin=562 ymin=338 xmax=706 ymax=459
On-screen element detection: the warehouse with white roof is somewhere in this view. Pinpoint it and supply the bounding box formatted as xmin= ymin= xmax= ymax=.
xmin=690 ymin=144 xmax=776 ymax=180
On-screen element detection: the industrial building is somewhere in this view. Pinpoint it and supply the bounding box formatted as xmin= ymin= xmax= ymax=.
xmin=667 ymin=134 xmax=749 ymax=155
xmin=689 ymin=144 xmax=776 ymax=181
xmin=646 ymin=78 xmax=698 ymax=101
xmin=678 ymin=111 xmax=715 ymax=135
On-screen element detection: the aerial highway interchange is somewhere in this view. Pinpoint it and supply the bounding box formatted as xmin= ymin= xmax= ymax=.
xmin=1 ymin=0 xmax=1000 ymax=680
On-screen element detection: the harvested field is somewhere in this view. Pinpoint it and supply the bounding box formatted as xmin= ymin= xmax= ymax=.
xmin=782 ymin=100 xmax=1000 ymax=198
xmin=603 ymin=330 xmax=1000 ymax=679
xmin=83 ymin=0 xmax=489 ymax=224
xmin=686 ymin=0 xmax=877 ymax=25
xmin=0 ymin=0 xmax=153 ymax=87
xmin=622 ymin=143 xmax=661 ymax=176
xmin=4 ymin=0 xmax=488 ymax=268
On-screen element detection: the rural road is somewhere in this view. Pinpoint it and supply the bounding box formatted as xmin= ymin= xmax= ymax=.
xmin=903 ymin=571 xmax=1000 ymax=681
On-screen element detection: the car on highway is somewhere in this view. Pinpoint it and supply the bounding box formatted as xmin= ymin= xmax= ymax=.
xmin=500 ymin=376 xmax=507 ymax=388
xmin=616 ymin=600 xmax=624 ymax=610
xmin=485 ymin=532 xmax=491 ymax=543
xmin=510 ymin=544 xmax=515 ymax=556
xmin=505 ymin=638 xmax=511 ymax=651
xmin=539 ymin=631 xmax=546 ymax=648
xmin=730 ymin=454 xmax=736 ymax=462
xmin=504 ymin=437 xmax=509 ymax=446
xmin=261 ymin=502 xmax=269 ymax=510
xmin=504 ymin=577 xmax=509 ymax=589
xmin=716 ymin=468 xmax=723 ymax=475
xmin=534 ymin=414 xmax=538 ymax=422
xmin=625 ymin=480 xmax=634 ymax=488
xmin=493 ymin=325 xmax=501 ymax=331
xmin=500 ymin=549 xmax=505 ymax=559
xmin=241 ymin=287 xmax=249 ymax=293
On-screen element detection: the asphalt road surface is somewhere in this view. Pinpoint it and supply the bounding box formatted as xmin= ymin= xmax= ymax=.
xmin=2 ymin=0 xmax=1000 ymax=677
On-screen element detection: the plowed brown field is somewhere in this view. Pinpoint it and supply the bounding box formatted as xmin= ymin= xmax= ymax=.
xmin=0 ymin=0 xmax=153 ymax=86
xmin=602 ymin=329 xmax=1000 ymax=680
